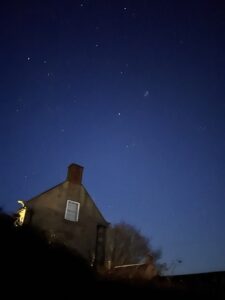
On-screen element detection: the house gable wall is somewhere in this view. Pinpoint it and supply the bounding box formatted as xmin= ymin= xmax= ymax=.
xmin=26 ymin=181 xmax=107 ymax=262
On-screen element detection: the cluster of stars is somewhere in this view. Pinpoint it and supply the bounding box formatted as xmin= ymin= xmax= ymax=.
xmin=26 ymin=56 xmax=54 ymax=78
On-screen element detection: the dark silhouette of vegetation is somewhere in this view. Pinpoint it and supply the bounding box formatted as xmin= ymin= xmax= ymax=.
xmin=0 ymin=211 xmax=94 ymax=298
xmin=0 ymin=210 xmax=224 ymax=299
xmin=106 ymin=222 xmax=162 ymax=269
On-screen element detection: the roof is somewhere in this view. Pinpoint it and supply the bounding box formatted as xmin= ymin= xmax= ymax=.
xmin=24 ymin=180 xmax=109 ymax=225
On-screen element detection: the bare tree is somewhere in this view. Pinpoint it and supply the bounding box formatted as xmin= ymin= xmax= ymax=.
xmin=106 ymin=222 xmax=159 ymax=268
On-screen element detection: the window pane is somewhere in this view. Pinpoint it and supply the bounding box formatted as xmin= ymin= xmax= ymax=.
xmin=65 ymin=200 xmax=79 ymax=222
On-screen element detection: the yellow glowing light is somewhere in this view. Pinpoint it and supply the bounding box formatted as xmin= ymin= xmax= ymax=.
xmin=14 ymin=200 xmax=27 ymax=226
xmin=18 ymin=200 xmax=25 ymax=207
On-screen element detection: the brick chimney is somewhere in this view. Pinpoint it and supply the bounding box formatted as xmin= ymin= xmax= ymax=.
xmin=67 ymin=163 xmax=83 ymax=185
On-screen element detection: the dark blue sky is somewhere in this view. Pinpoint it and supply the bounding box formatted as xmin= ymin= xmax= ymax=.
xmin=1 ymin=0 xmax=225 ymax=275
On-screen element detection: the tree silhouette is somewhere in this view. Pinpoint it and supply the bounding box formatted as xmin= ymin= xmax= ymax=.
xmin=106 ymin=222 xmax=160 ymax=269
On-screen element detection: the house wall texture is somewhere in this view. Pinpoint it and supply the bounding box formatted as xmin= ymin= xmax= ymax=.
xmin=24 ymin=164 xmax=108 ymax=264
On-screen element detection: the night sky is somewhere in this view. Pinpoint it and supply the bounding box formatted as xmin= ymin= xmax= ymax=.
xmin=1 ymin=0 xmax=225 ymax=275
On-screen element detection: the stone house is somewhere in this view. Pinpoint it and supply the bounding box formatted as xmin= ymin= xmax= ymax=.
xmin=15 ymin=163 xmax=109 ymax=267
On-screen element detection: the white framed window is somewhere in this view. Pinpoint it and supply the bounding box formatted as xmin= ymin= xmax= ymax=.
xmin=64 ymin=200 xmax=80 ymax=222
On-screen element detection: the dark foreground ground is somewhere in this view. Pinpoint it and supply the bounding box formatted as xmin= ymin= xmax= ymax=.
xmin=0 ymin=212 xmax=224 ymax=299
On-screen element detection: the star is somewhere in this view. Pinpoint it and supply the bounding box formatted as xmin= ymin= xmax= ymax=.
xmin=47 ymin=72 xmax=54 ymax=77
xmin=27 ymin=57 xmax=31 ymax=61
xmin=117 ymin=112 xmax=121 ymax=116
xmin=125 ymin=142 xmax=136 ymax=149
xmin=144 ymin=90 xmax=149 ymax=97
